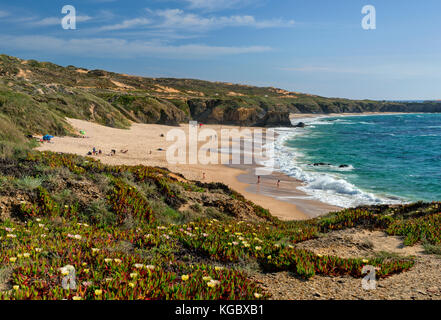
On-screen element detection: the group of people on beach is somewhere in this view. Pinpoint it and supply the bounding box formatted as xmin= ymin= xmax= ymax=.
xmin=87 ymin=147 xmax=102 ymax=156
xmin=87 ymin=147 xmax=127 ymax=157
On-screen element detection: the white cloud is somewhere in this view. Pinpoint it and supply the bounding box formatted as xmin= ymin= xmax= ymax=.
xmin=99 ymin=18 xmax=151 ymax=31
xmin=31 ymin=15 xmax=92 ymax=26
xmin=279 ymin=64 xmax=441 ymax=78
xmin=0 ymin=35 xmax=272 ymax=59
xmin=0 ymin=10 xmax=10 ymax=18
xmin=184 ymin=0 xmax=251 ymax=11
xmin=152 ymin=9 xmax=294 ymax=30
xmin=280 ymin=66 xmax=359 ymax=73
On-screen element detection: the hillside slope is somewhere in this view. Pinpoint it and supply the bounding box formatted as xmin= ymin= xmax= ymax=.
xmin=1 ymin=54 xmax=441 ymax=141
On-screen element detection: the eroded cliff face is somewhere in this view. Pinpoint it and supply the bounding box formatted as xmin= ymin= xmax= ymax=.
xmin=187 ymin=99 xmax=261 ymax=125
xmin=185 ymin=99 xmax=293 ymax=127
xmin=254 ymin=111 xmax=293 ymax=127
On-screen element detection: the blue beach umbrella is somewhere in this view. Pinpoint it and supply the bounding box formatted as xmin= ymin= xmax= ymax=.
xmin=43 ymin=135 xmax=54 ymax=141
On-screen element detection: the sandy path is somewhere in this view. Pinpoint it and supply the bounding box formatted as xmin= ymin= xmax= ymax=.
xmin=37 ymin=118 xmax=338 ymax=220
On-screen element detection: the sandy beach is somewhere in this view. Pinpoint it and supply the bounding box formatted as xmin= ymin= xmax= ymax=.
xmin=37 ymin=118 xmax=340 ymax=221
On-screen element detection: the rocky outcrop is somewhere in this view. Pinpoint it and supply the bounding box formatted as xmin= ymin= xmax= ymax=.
xmin=186 ymin=99 xmax=259 ymax=125
xmin=294 ymin=122 xmax=306 ymax=128
xmin=186 ymin=99 xmax=294 ymax=127
xmin=254 ymin=111 xmax=293 ymax=127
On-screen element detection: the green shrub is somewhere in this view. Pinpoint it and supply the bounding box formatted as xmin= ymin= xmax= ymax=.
xmin=83 ymin=199 xmax=117 ymax=227
xmin=14 ymin=176 xmax=42 ymax=191
xmin=423 ymin=243 xmax=441 ymax=257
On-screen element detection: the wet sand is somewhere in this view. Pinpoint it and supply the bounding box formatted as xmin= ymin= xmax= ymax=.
xmin=231 ymin=164 xmax=339 ymax=218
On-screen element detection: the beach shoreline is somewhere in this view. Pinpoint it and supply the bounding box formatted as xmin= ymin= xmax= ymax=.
xmin=37 ymin=113 xmax=423 ymax=220
xmin=36 ymin=118 xmax=344 ymax=221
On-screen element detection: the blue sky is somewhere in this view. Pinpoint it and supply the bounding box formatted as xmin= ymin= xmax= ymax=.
xmin=0 ymin=0 xmax=440 ymax=100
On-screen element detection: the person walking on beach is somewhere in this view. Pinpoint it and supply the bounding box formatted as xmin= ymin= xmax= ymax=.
xmin=203 ymin=172 xmax=206 ymax=180
xmin=277 ymin=179 xmax=280 ymax=188
xmin=257 ymin=176 xmax=261 ymax=184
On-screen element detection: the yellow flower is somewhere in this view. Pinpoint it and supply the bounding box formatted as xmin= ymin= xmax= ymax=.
xmin=202 ymin=276 xmax=212 ymax=281
xmin=181 ymin=275 xmax=189 ymax=281
xmin=82 ymin=262 xmax=88 ymax=267
xmin=105 ymin=278 xmax=113 ymax=282
xmin=129 ymin=282 xmax=136 ymax=288
xmin=267 ymin=255 xmax=272 ymax=260
xmin=362 ymin=259 xmax=369 ymax=264
xmin=83 ymin=269 xmax=90 ymax=274
xmin=94 ymin=289 xmax=103 ymax=296
xmin=92 ymin=248 xmax=100 ymax=254
xmin=214 ymin=266 xmax=224 ymax=271
xmin=207 ymin=280 xmax=220 ymax=288
xmin=255 ymin=246 xmax=262 ymax=251
xmin=9 ymin=257 xmax=17 ymax=263
xmin=35 ymin=248 xmax=42 ymax=253
xmin=317 ymin=254 xmax=323 ymax=258
xmin=72 ymin=296 xmax=82 ymax=300
xmin=17 ymin=254 xmax=23 ymax=258
xmin=254 ymin=293 xmax=262 ymax=299
xmin=114 ymin=258 xmax=122 ymax=264
xmin=130 ymin=273 xmax=138 ymax=279
xmin=104 ymin=258 xmax=112 ymax=263
xmin=13 ymin=285 xmax=19 ymax=291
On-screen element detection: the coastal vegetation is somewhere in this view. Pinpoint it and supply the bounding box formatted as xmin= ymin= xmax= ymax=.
xmin=1 ymin=151 xmax=439 ymax=300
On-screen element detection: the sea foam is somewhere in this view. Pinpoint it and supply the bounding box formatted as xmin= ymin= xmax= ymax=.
xmin=268 ymin=117 xmax=403 ymax=208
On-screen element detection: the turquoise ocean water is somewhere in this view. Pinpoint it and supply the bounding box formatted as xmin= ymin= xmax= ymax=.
xmin=274 ymin=114 xmax=441 ymax=208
